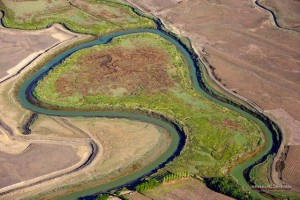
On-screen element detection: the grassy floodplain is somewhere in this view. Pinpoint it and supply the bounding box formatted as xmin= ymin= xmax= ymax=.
xmin=33 ymin=32 xmax=263 ymax=177
xmin=0 ymin=0 xmax=155 ymax=35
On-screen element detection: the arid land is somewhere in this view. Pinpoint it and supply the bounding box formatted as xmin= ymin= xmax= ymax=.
xmin=141 ymin=177 xmax=233 ymax=200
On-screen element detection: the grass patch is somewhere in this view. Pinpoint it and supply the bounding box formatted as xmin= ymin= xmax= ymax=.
xmin=0 ymin=0 xmax=155 ymax=35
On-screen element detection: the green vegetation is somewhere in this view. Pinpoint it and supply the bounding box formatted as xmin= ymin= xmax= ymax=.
xmin=96 ymin=193 xmax=110 ymax=200
xmin=163 ymin=171 xmax=189 ymax=183
xmin=0 ymin=0 xmax=155 ymax=35
xmin=250 ymin=155 xmax=273 ymax=186
xmin=135 ymin=179 xmax=160 ymax=193
xmin=33 ymin=32 xmax=263 ymax=177
xmin=205 ymin=176 xmax=256 ymax=200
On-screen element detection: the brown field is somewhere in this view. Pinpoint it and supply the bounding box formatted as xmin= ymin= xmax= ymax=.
xmin=126 ymin=192 xmax=151 ymax=200
xmin=67 ymin=117 xmax=171 ymax=180
xmin=30 ymin=115 xmax=85 ymax=138
xmin=0 ymin=143 xmax=80 ymax=189
xmin=140 ymin=177 xmax=233 ymax=200
xmin=259 ymin=0 xmax=300 ymax=31
xmin=0 ymin=24 xmax=76 ymax=80
xmin=56 ymin=45 xmax=174 ymax=96
xmin=282 ymin=145 xmax=300 ymax=193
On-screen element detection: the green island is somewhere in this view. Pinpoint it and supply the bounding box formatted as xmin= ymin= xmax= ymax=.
xmin=33 ymin=32 xmax=262 ymax=177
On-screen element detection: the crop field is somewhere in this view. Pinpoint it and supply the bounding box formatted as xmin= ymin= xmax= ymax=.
xmin=0 ymin=0 xmax=155 ymax=35
xmin=34 ymin=32 xmax=263 ymax=177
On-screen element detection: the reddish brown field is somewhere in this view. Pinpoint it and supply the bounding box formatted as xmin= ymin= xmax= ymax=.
xmin=282 ymin=145 xmax=300 ymax=193
xmin=55 ymin=46 xmax=174 ymax=96
xmin=0 ymin=143 xmax=80 ymax=189
xmin=142 ymin=178 xmax=233 ymax=200
xmin=259 ymin=0 xmax=300 ymax=31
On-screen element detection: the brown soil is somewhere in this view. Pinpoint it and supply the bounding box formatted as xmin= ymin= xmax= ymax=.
xmin=125 ymin=192 xmax=151 ymax=200
xmin=0 ymin=143 xmax=80 ymax=189
xmin=282 ymin=145 xmax=300 ymax=193
xmin=143 ymin=177 xmax=233 ymax=200
xmin=55 ymin=46 xmax=174 ymax=96
xmin=259 ymin=0 xmax=300 ymax=31
xmin=0 ymin=25 xmax=75 ymax=80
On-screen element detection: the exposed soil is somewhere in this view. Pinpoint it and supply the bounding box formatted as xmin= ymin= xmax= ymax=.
xmin=55 ymin=46 xmax=175 ymax=96
xmin=144 ymin=177 xmax=233 ymax=200
xmin=2 ymin=117 xmax=172 ymax=200
xmin=259 ymin=0 xmax=300 ymax=31
xmin=0 ymin=25 xmax=75 ymax=80
xmin=282 ymin=145 xmax=300 ymax=193
xmin=0 ymin=143 xmax=80 ymax=189
xmin=30 ymin=115 xmax=85 ymax=138
xmin=125 ymin=192 xmax=151 ymax=200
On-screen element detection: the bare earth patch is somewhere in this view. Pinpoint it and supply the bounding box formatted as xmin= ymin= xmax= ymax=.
xmin=0 ymin=25 xmax=76 ymax=80
xmin=282 ymin=145 xmax=300 ymax=193
xmin=30 ymin=115 xmax=85 ymax=138
xmin=0 ymin=143 xmax=80 ymax=189
xmin=0 ymin=116 xmax=171 ymax=200
xmin=259 ymin=0 xmax=300 ymax=31
xmin=142 ymin=177 xmax=233 ymax=200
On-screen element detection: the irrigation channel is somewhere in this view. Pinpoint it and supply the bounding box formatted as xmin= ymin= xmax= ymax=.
xmin=18 ymin=29 xmax=279 ymax=199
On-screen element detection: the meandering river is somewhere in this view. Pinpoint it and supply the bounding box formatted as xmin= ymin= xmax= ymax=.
xmin=18 ymin=29 xmax=274 ymax=199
